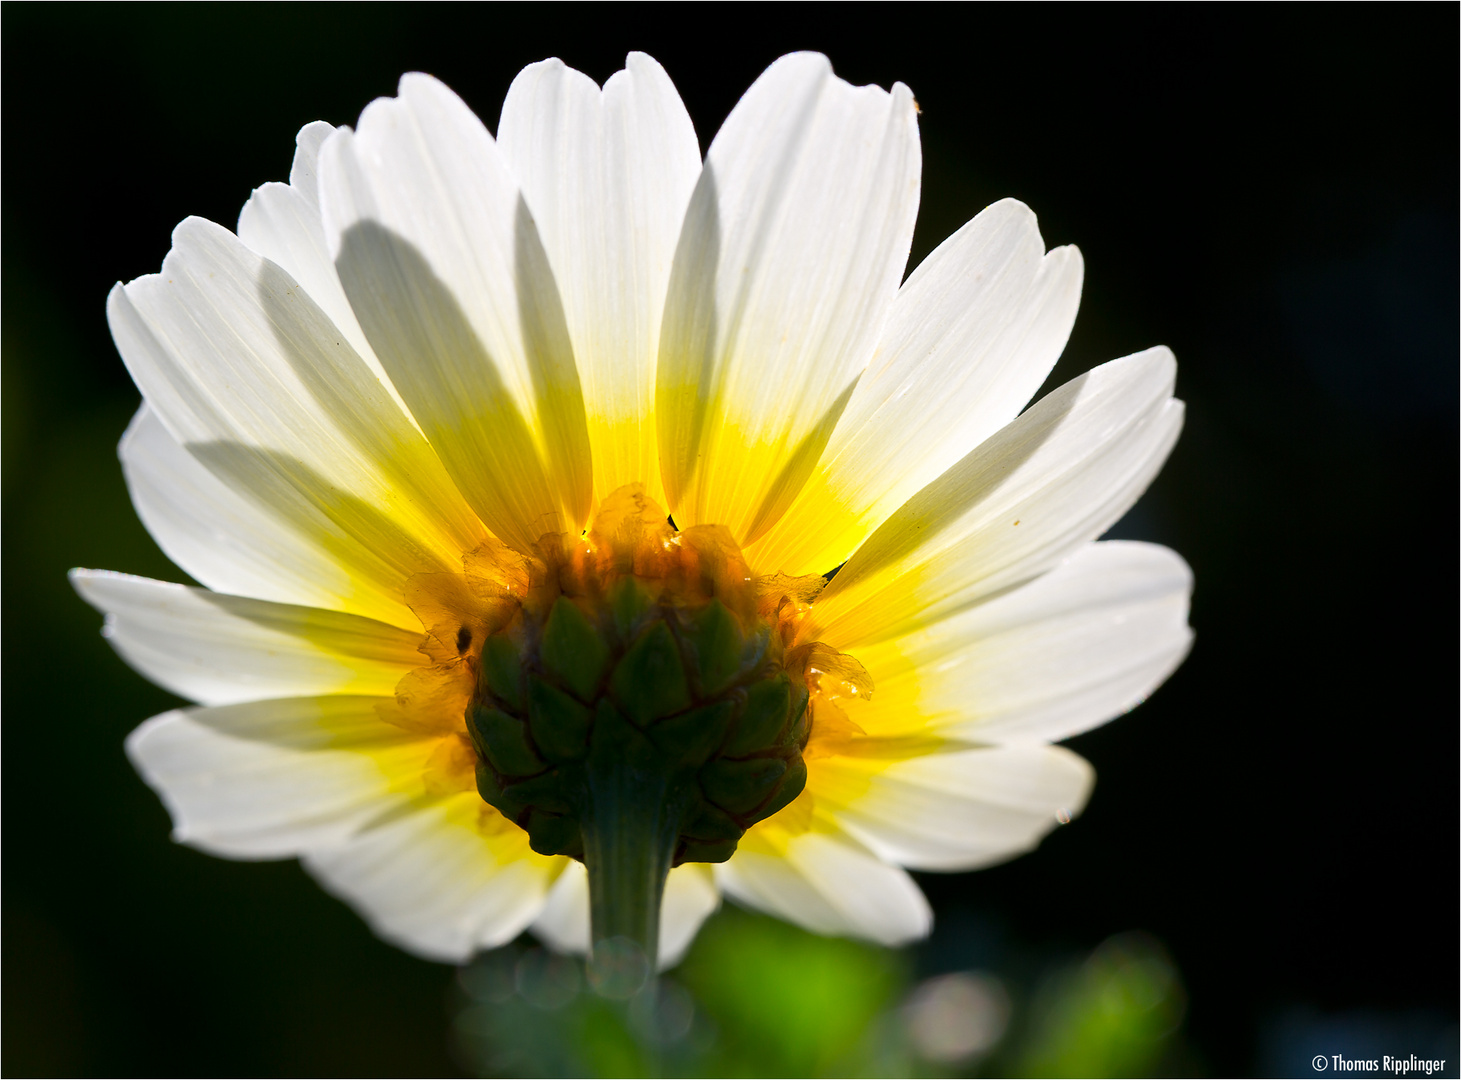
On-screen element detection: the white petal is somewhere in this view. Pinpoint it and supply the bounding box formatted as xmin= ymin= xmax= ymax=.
xmin=530 ymin=861 xmax=720 ymax=969
xmin=71 ymin=569 xmax=423 ymax=706
xmin=304 ymin=792 xmax=560 ymax=963
xmin=126 ymin=697 xmax=438 ymax=859
xmin=657 ymin=52 xmax=921 ymax=546
xmin=817 ymin=745 xmax=1095 ymax=872
xmin=119 ymin=403 xmax=374 ymax=617
xmin=237 ymin=122 xmax=404 ymax=405
xmin=717 ymin=827 xmax=931 ymax=946
xmin=848 ymin=541 xmax=1193 ymax=744
xmin=529 ymin=860 xmax=591 ymax=954
xmin=499 ymin=53 xmax=701 ymax=505
xmin=658 ymin=864 xmax=721 ymax=967
xmin=748 ymin=199 xmax=1083 ymax=575
xmin=288 ymin=119 xmax=334 ymax=212
xmin=813 ymin=348 xmax=1184 ymax=648
xmin=109 ymin=219 xmax=488 ymax=623
xmin=319 ymin=74 xmax=592 ymax=549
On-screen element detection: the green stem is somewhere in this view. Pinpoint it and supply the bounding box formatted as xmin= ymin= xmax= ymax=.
xmin=580 ymin=743 xmax=690 ymax=994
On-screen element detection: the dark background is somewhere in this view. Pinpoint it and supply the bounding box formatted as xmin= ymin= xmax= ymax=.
xmin=4 ymin=4 xmax=1456 ymax=1076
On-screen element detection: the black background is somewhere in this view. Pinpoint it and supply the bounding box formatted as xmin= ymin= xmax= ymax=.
xmin=3 ymin=4 xmax=1456 ymax=1076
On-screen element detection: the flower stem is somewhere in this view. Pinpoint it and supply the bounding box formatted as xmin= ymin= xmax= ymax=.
xmin=580 ymin=712 xmax=692 ymax=996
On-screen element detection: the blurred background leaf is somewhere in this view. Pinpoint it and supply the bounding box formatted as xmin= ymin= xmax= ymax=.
xmin=449 ymin=910 xmax=1202 ymax=1079
xmin=1010 ymin=934 xmax=1188 ymax=1078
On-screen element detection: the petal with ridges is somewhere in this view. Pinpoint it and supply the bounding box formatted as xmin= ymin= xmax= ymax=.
xmin=72 ymin=569 xmax=423 ymax=706
xmin=658 ymin=52 xmax=920 ymax=546
xmin=237 ymin=122 xmax=410 ymax=412
xmin=748 ymin=199 xmax=1083 ymax=575
xmin=126 ymin=697 xmax=442 ymax=859
xmin=812 ymin=348 xmax=1183 ymax=648
xmin=718 ymin=822 xmax=931 ymax=946
xmin=304 ymin=791 xmax=563 ymax=963
xmin=119 ymin=403 xmax=385 ymax=618
xmin=319 ymin=74 xmax=592 ymax=549
xmin=499 ymin=53 xmax=701 ymax=507
xmin=844 ymin=541 xmax=1193 ymax=744
xmin=109 ymin=219 xmax=489 ymax=622
xmin=814 ymin=745 xmax=1095 ymax=872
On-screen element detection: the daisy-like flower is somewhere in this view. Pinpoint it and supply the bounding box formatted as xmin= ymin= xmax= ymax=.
xmin=74 ymin=52 xmax=1191 ymax=976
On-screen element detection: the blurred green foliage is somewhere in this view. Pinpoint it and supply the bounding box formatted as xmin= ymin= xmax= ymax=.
xmin=451 ymin=906 xmax=1195 ymax=1078
xmin=1012 ymin=933 xmax=1188 ymax=1078
xmin=677 ymin=903 xmax=905 ymax=1075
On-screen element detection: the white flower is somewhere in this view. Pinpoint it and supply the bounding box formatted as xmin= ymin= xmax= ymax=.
xmin=73 ymin=52 xmax=1191 ymax=968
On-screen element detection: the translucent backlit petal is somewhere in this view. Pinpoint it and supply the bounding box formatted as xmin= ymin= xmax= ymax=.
xmin=72 ymin=569 xmax=423 ymax=706
xmin=319 ymin=74 xmax=592 ymax=550
xmin=814 ymin=745 xmax=1095 ymax=872
xmin=748 ymin=199 xmax=1083 ymax=575
xmin=718 ymin=821 xmax=931 ymax=946
xmin=119 ymin=403 xmax=386 ymax=618
xmin=304 ymin=791 xmax=564 ymax=963
xmin=843 ymin=541 xmax=1194 ymax=744
xmin=237 ymin=122 xmax=412 ymax=416
xmin=499 ymin=53 xmax=701 ymax=507
xmin=108 ymin=219 xmax=489 ymax=623
xmin=658 ymin=52 xmax=920 ymax=546
xmin=126 ymin=696 xmax=444 ymax=859
xmin=812 ymin=348 xmax=1183 ymax=648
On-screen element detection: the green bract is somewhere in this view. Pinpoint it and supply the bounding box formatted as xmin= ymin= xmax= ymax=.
xmin=468 ymin=585 xmax=811 ymax=866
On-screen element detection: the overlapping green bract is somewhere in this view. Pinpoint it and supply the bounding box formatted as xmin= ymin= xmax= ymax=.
xmin=468 ymin=586 xmax=810 ymax=864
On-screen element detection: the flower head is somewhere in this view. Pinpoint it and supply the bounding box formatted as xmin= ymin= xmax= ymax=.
xmin=74 ymin=53 xmax=1191 ymax=969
